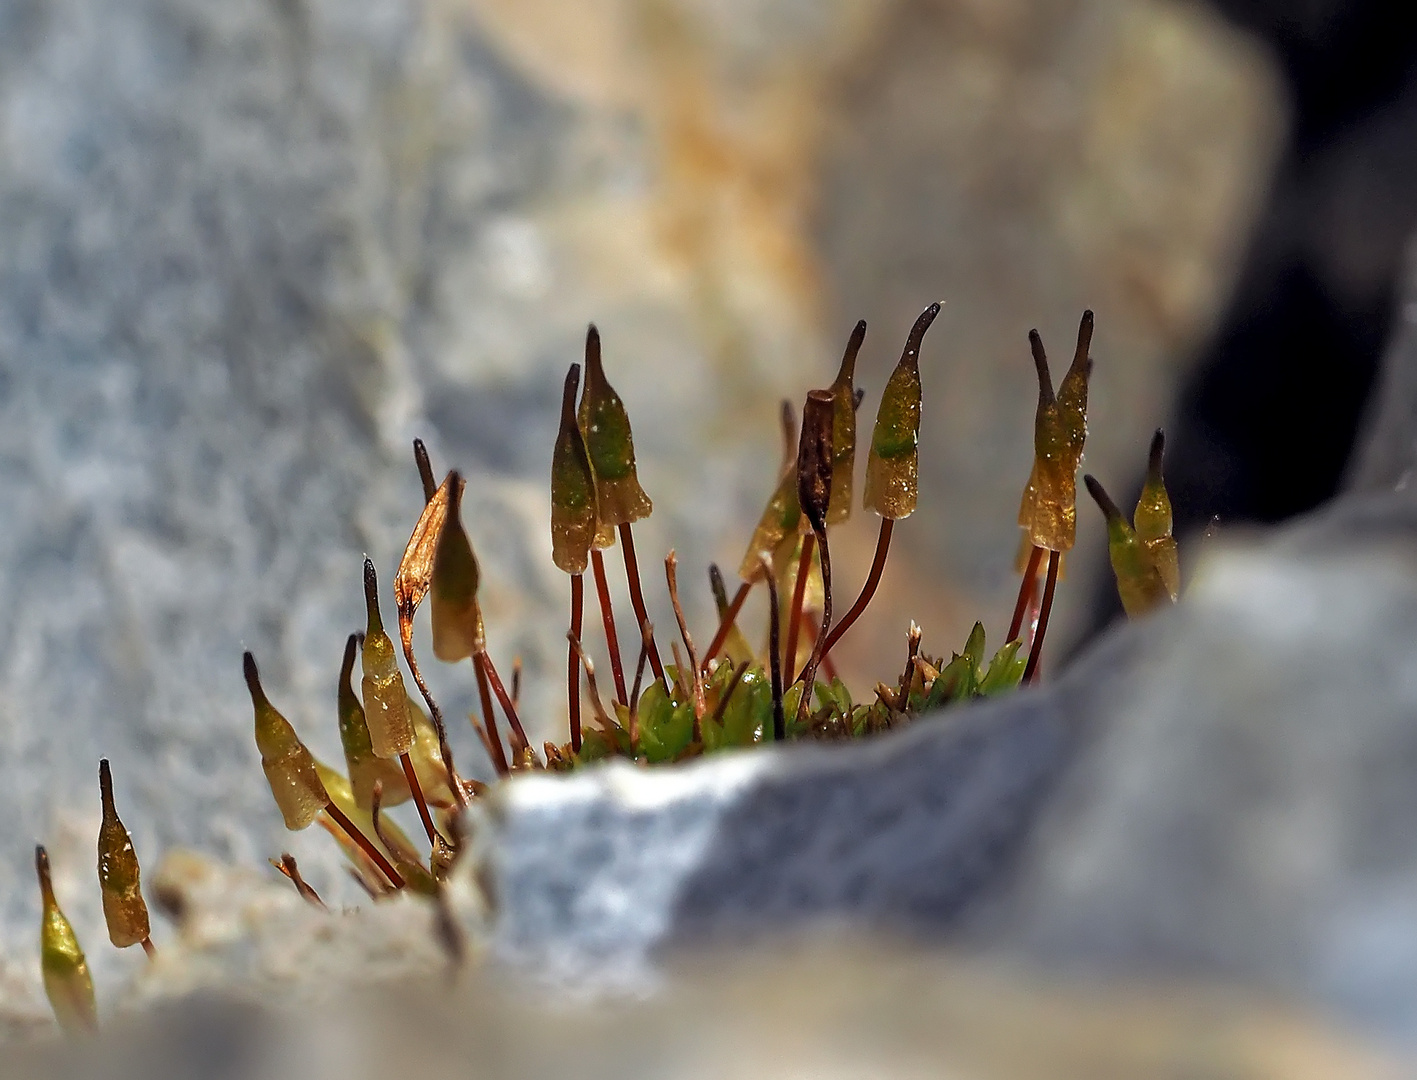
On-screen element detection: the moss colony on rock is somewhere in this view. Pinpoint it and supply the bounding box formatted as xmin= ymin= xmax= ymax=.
xmin=34 ymin=306 xmax=1181 ymax=1033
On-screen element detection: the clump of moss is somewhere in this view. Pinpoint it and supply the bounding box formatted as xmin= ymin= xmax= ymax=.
xmin=32 ymin=306 xmax=1181 ymax=1032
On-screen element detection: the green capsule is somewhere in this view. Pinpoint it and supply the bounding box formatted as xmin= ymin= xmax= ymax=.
xmin=244 ymin=652 xmax=329 ymax=829
xmin=826 ymin=321 xmax=865 ymax=526
xmin=37 ymin=845 xmax=97 ymax=1035
xmin=1085 ymin=475 xmax=1171 ymax=618
xmin=551 ymin=362 xmax=599 ymax=575
xmin=361 ymin=560 xmax=416 ymax=759
xmin=864 ymin=304 xmax=939 ymax=520
xmin=1055 ymin=310 xmax=1093 ymax=461
xmin=1134 ymin=428 xmax=1180 ymax=600
xmin=578 ymin=324 xmax=652 ymax=527
xmin=336 ymin=633 xmax=409 ymax=811
xmin=429 ymin=477 xmax=485 ymax=662
xmin=738 ymin=468 xmax=802 ymax=582
xmin=97 ymin=760 xmax=150 ymax=949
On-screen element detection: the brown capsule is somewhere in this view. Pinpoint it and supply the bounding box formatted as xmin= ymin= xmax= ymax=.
xmin=361 ymin=560 xmax=417 ymax=759
xmin=244 ymin=652 xmax=329 ymax=829
xmin=1017 ymin=317 xmax=1092 ymax=552
xmin=97 ymin=760 xmax=150 ymax=949
xmin=825 ymin=322 xmax=864 ymax=526
xmin=551 ymin=363 xmax=599 ymax=575
xmin=429 ymin=476 xmax=486 ymax=662
xmin=798 ymin=389 xmax=836 ymax=535
xmin=864 ymin=304 xmax=939 ymax=520
xmin=37 ymin=846 xmax=97 ymax=1035
xmin=578 ymin=325 xmax=652 ymax=527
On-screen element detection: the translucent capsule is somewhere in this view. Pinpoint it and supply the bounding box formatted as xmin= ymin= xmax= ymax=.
xmin=826 ymin=321 xmax=865 ymax=526
xmin=738 ymin=468 xmax=801 ymax=582
xmin=1017 ymin=313 xmax=1093 ymax=552
xmin=244 ymin=652 xmax=329 ymax=830
xmin=551 ymin=363 xmax=599 ymax=575
xmin=429 ymin=476 xmax=486 ymax=662
xmin=578 ymin=324 xmax=652 ymax=527
xmin=97 ymin=760 xmax=150 ymax=949
xmin=1134 ymin=428 xmax=1180 ymax=600
xmin=336 ymin=633 xmax=409 ymax=811
xmin=361 ymin=559 xmax=416 ymax=759
xmin=1085 ymin=475 xmax=1171 ymax=618
xmin=864 ymin=304 xmax=939 ymax=520
xmin=37 ymin=846 xmax=97 ymax=1035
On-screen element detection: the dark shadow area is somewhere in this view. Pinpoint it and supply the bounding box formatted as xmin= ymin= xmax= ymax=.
xmin=1081 ymin=0 xmax=1417 ymax=640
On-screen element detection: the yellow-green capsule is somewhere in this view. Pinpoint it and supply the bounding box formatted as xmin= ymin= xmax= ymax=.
xmin=578 ymin=324 xmax=652 ymax=528
xmin=551 ymin=362 xmax=599 ymax=575
xmin=360 ymin=560 xmax=417 ymax=758
xmin=825 ymin=321 xmax=865 ymax=526
xmin=97 ymin=760 xmax=150 ymax=949
xmin=863 ymin=304 xmax=939 ymax=520
xmin=36 ymin=845 xmax=97 ymax=1035
xmin=244 ymin=652 xmax=329 ymax=829
xmin=738 ymin=468 xmax=801 ymax=582
xmin=1017 ymin=316 xmax=1092 ymax=553
xmin=336 ymin=633 xmax=409 ymax=811
xmin=1085 ymin=475 xmax=1171 ymax=617
xmin=1134 ymin=428 xmax=1180 ymax=600
xmin=429 ymin=476 xmax=486 ymax=662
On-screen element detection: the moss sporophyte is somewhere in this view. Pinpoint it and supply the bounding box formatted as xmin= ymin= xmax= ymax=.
xmin=33 ymin=306 xmax=1184 ymax=1031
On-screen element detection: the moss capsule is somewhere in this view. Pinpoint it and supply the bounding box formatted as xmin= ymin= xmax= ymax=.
xmin=1085 ymin=475 xmax=1171 ymax=617
xmin=826 ymin=321 xmax=864 ymax=526
xmin=1017 ymin=313 xmax=1093 ymax=552
xmin=429 ymin=476 xmax=486 ymax=662
xmin=244 ymin=652 xmax=329 ymax=829
xmin=361 ymin=560 xmax=416 ymax=759
xmin=97 ymin=760 xmax=150 ymax=949
xmin=336 ymin=633 xmax=409 ymax=810
xmin=864 ymin=304 xmax=939 ymax=520
xmin=1134 ymin=428 xmax=1180 ymax=600
xmin=551 ymin=362 xmax=599 ymax=575
xmin=37 ymin=845 xmax=97 ymax=1035
xmin=578 ymin=324 xmax=652 ymax=527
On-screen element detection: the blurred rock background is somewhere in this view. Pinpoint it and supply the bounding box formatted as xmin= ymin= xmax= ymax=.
xmin=0 ymin=0 xmax=1362 ymax=1031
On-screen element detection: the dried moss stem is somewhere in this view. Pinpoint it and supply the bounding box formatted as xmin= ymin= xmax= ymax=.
xmin=783 ymin=533 xmax=815 ymax=677
xmin=818 ymin=517 xmax=893 ymax=662
xmin=1022 ymin=550 xmax=1061 ymax=683
xmin=322 ymin=801 xmax=405 ymax=890
xmin=568 ymin=573 xmax=584 ymax=753
xmin=702 ymin=581 xmax=751 ymax=672
xmin=618 ymin=523 xmax=666 ymax=686
xmin=590 ymin=549 xmax=628 ymax=705
xmin=1008 ymin=544 xmax=1045 ymax=644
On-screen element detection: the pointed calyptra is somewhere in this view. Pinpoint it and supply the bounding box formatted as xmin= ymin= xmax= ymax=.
xmin=826 ymin=321 xmax=865 ymax=526
xmin=578 ymin=324 xmax=652 ymax=528
xmin=336 ymin=633 xmax=409 ymax=810
xmin=97 ymin=759 xmax=150 ymax=949
xmin=1134 ymin=428 xmax=1180 ymax=600
xmin=551 ymin=363 xmax=599 ymax=575
xmin=864 ymin=304 xmax=940 ymax=520
xmin=37 ymin=845 xmax=97 ymax=1035
xmin=244 ymin=652 xmax=329 ymax=829
xmin=360 ymin=560 xmax=417 ymax=759
xmin=429 ymin=474 xmax=485 ymax=662
xmin=1085 ymin=475 xmax=1171 ymax=617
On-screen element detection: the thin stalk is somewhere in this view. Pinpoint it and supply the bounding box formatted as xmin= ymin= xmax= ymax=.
xmin=710 ymin=661 xmax=751 ymax=726
xmin=628 ymin=623 xmax=652 ymax=754
xmin=140 ymin=938 xmax=157 ymax=960
xmin=568 ymin=632 xmax=614 ymax=733
xmin=473 ymin=657 xmax=510 ymax=776
xmin=399 ymin=752 xmax=445 ymax=849
xmin=701 ymin=581 xmax=752 ymax=673
xmin=803 ymin=615 xmax=840 ymax=684
xmin=323 ymin=801 xmax=406 ymax=890
xmin=479 ymin=651 xmax=532 ymax=758
xmin=512 ymin=656 xmax=523 ymax=710
xmin=793 ymin=530 xmax=833 ymax=705
xmin=618 ymin=523 xmax=666 ymax=685
xmin=818 ymin=517 xmax=893 ymax=661
xmin=1007 ymin=544 xmax=1044 ymax=644
xmin=591 ymin=549 xmax=628 ymax=705
xmin=665 ymin=552 xmax=705 ymax=739
xmin=399 ymin=639 xmax=466 ymax=810
xmin=1022 ymin=550 xmax=1061 ymax=684
xmin=783 ymin=533 xmax=815 ymax=677
xmin=568 ymin=573 xmax=584 ymax=752
xmin=761 ymin=556 xmax=785 ymax=742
